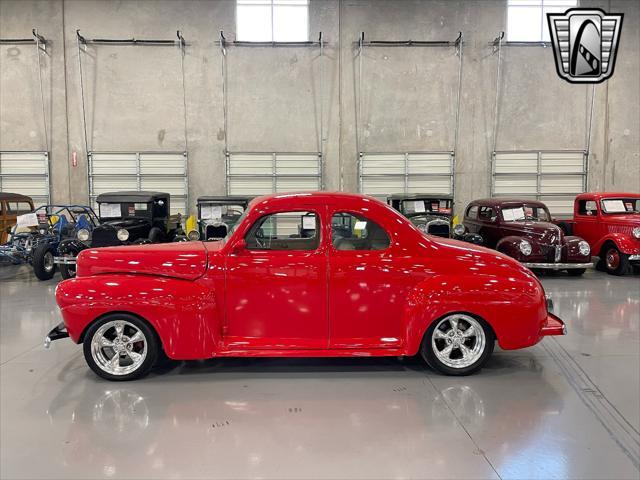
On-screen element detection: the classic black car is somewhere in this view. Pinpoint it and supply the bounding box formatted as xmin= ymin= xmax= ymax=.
xmin=187 ymin=196 xmax=252 ymax=241
xmin=55 ymin=191 xmax=184 ymax=279
xmin=387 ymin=194 xmax=483 ymax=245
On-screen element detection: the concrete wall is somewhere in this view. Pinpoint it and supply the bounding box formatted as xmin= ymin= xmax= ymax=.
xmin=1 ymin=0 xmax=638 ymax=214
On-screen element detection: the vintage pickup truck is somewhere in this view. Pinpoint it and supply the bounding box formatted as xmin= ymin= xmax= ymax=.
xmin=555 ymin=192 xmax=640 ymax=275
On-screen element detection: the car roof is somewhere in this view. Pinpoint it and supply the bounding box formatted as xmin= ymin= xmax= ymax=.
xmin=468 ymin=198 xmax=547 ymax=208
xmin=96 ymin=191 xmax=169 ymax=203
xmin=197 ymin=196 xmax=254 ymax=204
xmin=388 ymin=193 xmax=453 ymax=201
xmin=250 ymin=191 xmax=387 ymax=209
xmin=575 ymin=192 xmax=640 ymax=201
xmin=0 ymin=192 xmax=33 ymax=203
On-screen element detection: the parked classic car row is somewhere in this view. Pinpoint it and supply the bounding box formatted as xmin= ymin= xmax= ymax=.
xmin=3 ymin=190 xmax=639 ymax=279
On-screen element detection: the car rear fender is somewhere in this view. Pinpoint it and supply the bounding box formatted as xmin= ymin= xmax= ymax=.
xmin=403 ymin=273 xmax=547 ymax=354
xmin=56 ymin=274 xmax=220 ymax=360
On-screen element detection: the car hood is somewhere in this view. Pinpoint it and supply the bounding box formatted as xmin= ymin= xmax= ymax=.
xmin=76 ymin=241 xmax=208 ymax=280
xmin=99 ymin=218 xmax=149 ymax=229
xmin=501 ymin=221 xmax=564 ymax=244
xmin=602 ymin=214 xmax=640 ymax=226
xmin=427 ymin=236 xmax=534 ymax=276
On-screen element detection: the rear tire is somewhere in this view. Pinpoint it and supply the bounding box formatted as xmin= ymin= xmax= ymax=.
xmin=421 ymin=313 xmax=495 ymax=376
xmin=83 ymin=313 xmax=158 ymax=381
xmin=32 ymin=244 xmax=57 ymax=280
xmin=567 ymin=268 xmax=586 ymax=276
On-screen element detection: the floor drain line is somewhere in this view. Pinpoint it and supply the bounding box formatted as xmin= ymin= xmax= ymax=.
xmin=543 ymin=338 xmax=640 ymax=470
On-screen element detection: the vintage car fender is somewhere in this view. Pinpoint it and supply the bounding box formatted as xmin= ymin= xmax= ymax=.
xmin=592 ymin=233 xmax=640 ymax=256
xmin=564 ymin=235 xmax=592 ymax=259
xmin=402 ymin=271 xmax=547 ymax=354
xmin=495 ymin=235 xmax=528 ymax=262
xmin=55 ymin=274 xmax=220 ymax=360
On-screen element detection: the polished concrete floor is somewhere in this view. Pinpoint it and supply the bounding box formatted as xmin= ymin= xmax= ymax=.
xmin=1 ymin=265 xmax=639 ymax=480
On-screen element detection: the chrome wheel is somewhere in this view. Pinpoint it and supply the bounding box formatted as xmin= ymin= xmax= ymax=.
xmin=90 ymin=320 xmax=148 ymax=376
xmin=43 ymin=251 xmax=54 ymax=273
xmin=606 ymin=248 xmax=620 ymax=270
xmin=431 ymin=314 xmax=486 ymax=369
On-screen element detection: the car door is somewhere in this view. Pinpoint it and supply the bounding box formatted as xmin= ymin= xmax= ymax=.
xmin=224 ymin=207 xmax=328 ymax=349
xmin=327 ymin=209 xmax=409 ymax=350
xmin=573 ymin=199 xmax=600 ymax=246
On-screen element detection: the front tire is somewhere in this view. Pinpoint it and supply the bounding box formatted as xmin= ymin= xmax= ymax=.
xmin=421 ymin=313 xmax=494 ymax=376
xmin=59 ymin=252 xmax=78 ymax=279
xmin=603 ymin=245 xmax=630 ymax=275
xmin=32 ymin=244 xmax=57 ymax=280
xmin=83 ymin=314 xmax=158 ymax=381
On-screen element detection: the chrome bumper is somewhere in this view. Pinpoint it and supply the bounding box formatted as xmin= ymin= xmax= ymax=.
xmin=522 ymin=262 xmax=594 ymax=270
xmin=44 ymin=322 xmax=69 ymax=349
xmin=53 ymin=256 xmax=77 ymax=265
xmin=629 ymin=255 xmax=640 ymax=261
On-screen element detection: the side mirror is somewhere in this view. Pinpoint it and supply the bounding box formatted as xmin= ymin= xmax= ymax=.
xmin=231 ymin=238 xmax=246 ymax=255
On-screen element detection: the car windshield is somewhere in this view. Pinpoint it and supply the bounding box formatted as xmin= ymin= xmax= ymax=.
xmin=98 ymin=202 xmax=150 ymax=219
xmin=223 ymin=207 xmax=251 ymax=242
xmin=502 ymin=205 xmax=550 ymax=222
xmin=201 ymin=203 xmax=246 ymax=223
xmin=601 ymin=198 xmax=640 ymax=214
xmin=401 ymin=199 xmax=452 ymax=215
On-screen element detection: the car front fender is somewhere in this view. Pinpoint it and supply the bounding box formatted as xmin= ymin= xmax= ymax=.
xmin=55 ymin=274 xmax=220 ymax=360
xmin=403 ymin=272 xmax=548 ymax=354
xmin=496 ymin=236 xmax=528 ymax=261
xmin=593 ymin=233 xmax=640 ymax=256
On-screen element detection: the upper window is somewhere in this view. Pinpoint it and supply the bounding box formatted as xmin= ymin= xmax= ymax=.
xmin=246 ymin=211 xmax=318 ymax=250
xmin=331 ymin=212 xmax=390 ymax=251
xmin=507 ymin=0 xmax=578 ymax=42
xmin=601 ymin=199 xmax=640 ymax=215
xmin=237 ymin=0 xmax=309 ymax=42
xmin=466 ymin=205 xmax=479 ymax=219
xmin=577 ymin=200 xmax=597 ymax=216
xmin=6 ymin=202 xmax=33 ymax=215
xmin=479 ymin=206 xmax=497 ymax=222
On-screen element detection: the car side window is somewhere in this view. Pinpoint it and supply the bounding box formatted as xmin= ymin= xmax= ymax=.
xmin=478 ymin=206 xmax=497 ymax=222
xmin=466 ymin=205 xmax=478 ymax=219
xmin=331 ymin=212 xmax=390 ymax=251
xmin=578 ymin=200 xmax=597 ymax=216
xmin=6 ymin=202 xmax=32 ymax=215
xmin=246 ymin=211 xmax=319 ymax=251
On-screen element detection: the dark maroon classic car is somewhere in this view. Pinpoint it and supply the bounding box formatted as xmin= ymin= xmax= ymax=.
xmin=463 ymin=198 xmax=593 ymax=275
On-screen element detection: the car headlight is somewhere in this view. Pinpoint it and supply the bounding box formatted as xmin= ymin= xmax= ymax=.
xmin=519 ymin=239 xmax=532 ymax=256
xmin=77 ymin=228 xmax=90 ymax=242
xmin=39 ymin=228 xmax=47 ymax=235
xmin=117 ymin=229 xmax=129 ymax=242
xmin=578 ymin=240 xmax=590 ymax=256
xmin=187 ymin=229 xmax=201 ymax=241
xmin=453 ymin=224 xmax=465 ymax=236
xmin=633 ymin=227 xmax=640 ymax=239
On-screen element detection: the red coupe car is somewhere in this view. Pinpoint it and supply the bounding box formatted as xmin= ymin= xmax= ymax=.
xmin=47 ymin=192 xmax=565 ymax=381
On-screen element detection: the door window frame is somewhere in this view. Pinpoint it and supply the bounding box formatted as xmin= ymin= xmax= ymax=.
xmin=242 ymin=208 xmax=324 ymax=252
xmin=328 ymin=209 xmax=392 ymax=254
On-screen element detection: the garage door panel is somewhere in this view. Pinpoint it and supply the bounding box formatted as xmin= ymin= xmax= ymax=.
xmin=227 ymin=152 xmax=322 ymax=195
xmin=360 ymin=152 xmax=454 ymax=195
xmin=540 ymin=175 xmax=584 ymax=194
xmin=494 ymin=153 xmax=538 ymax=174
xmin=0 ymin=151 xmax=50 ymax=204
xmin=492 ymin=151 xmax=586 ymax=205
xmin=493 ymin=175 xmax=538 ymax=195
xmin=361 ymin=177 xmax=405 ymax=196
xmin=90 ymin=153 xmax=137 ymax=175
xmin=89 ymin=151 xmax=188 ymax=214
xmin=543 ymin=197 xmax=575 ymax=216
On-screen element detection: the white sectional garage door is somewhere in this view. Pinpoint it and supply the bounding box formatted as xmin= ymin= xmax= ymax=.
xmin=359 ymin=152 xmax=454 ymax=198
xmin=0 ymin=151 xmax=50 ymax=206
xmin=89 ymin=152 xmax=188 ymax=215
xmin=226 ymin=153 xmax=322 ymax=195
xmin=492 ymin=151 xmax=586 ymax=216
